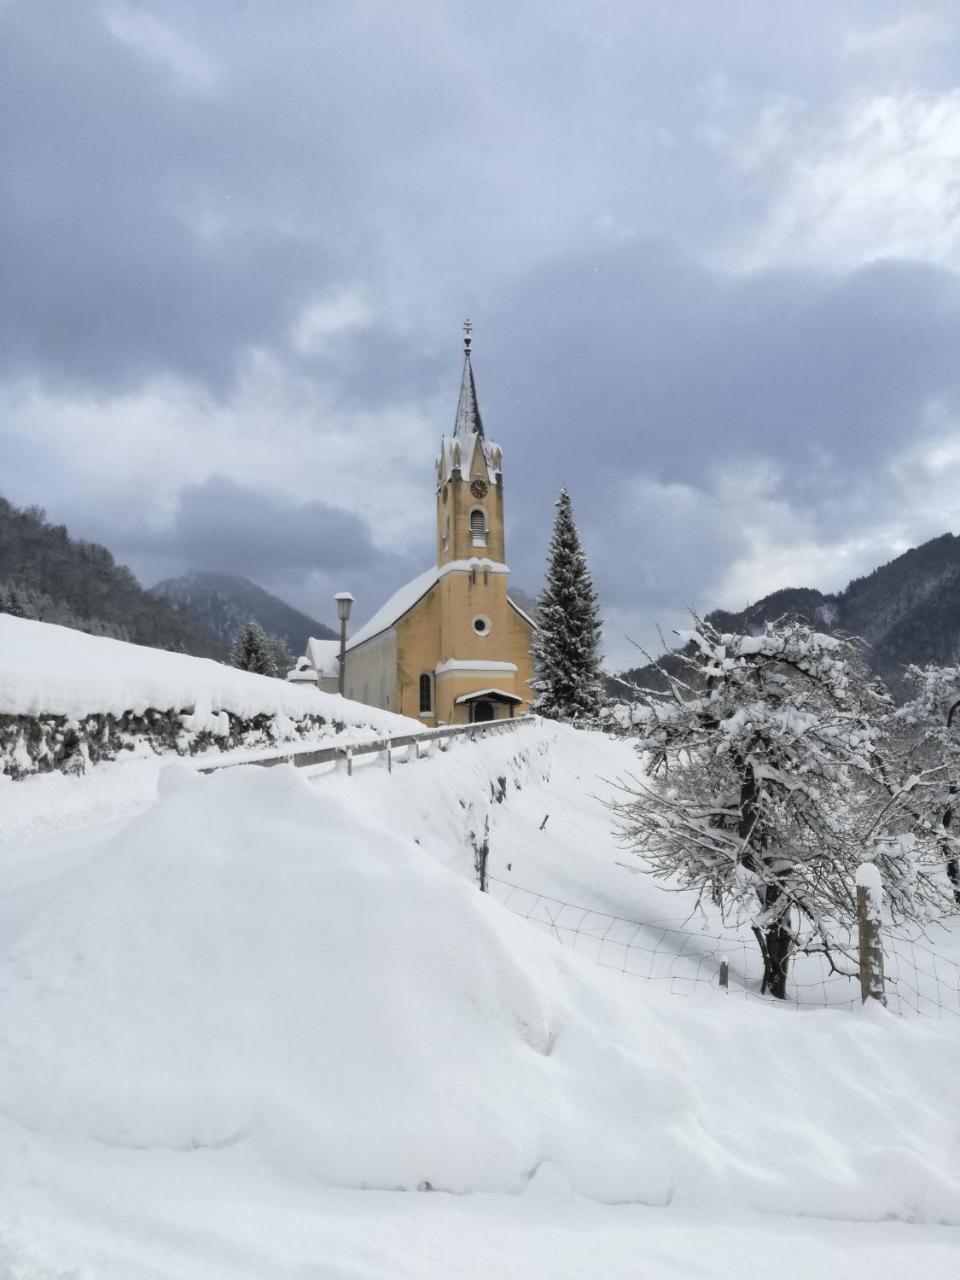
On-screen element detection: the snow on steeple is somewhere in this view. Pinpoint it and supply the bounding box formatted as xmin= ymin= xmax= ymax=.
xmin=453 ymin=318 xmax=484 ymax=438
xmin=437 ymin=319 xmax=502 ymax=488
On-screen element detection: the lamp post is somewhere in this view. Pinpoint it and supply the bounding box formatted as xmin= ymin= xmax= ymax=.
xmin=334 ymin=592 xmax=354 ymax=697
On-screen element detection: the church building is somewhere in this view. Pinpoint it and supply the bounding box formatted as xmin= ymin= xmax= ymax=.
xmin=340 ymin=324 xmax=535 ymax=723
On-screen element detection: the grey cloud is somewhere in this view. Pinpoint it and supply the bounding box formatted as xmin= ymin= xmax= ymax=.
xmin=168 ymin=476 xmax=379 ymax=577
xmin=163 ymin=474 xmax=422 ymax=632
xmin=54 ymin=475 xmax=419 ymax=632
xmin=10 ymin=0 xmax=956 ymax=395
xmin=481 ymin=244 xmax=960 ymax=519
xmin=8 ymin=0 xmax=960 ymax=664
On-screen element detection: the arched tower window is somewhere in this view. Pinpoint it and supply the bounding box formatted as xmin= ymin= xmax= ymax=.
xmin=470 ymin=508 xmax=487 ymax=547
xmin=442 ymin=514 xmax=450 ymax=552
xmin=419 ymin=673 xmax=433 ymax=715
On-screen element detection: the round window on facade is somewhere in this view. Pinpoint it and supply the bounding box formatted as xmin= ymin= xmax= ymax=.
xmin=473 ymin=615 xmax=491 ymax=636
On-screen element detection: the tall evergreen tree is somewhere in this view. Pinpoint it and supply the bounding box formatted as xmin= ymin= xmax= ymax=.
xmin=532 ymin=487 xmax=602 ymax=718
xmin=230 ymin=620 xmax=275 ymax=676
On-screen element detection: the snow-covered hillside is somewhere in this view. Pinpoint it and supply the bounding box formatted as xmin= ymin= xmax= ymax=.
xmin=1 ymin=722 xmax=959 ymax=1276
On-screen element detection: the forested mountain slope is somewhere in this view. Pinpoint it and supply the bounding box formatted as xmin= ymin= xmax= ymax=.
xmin=151 ymin=569 xmax=336 ymax=653
xmin=620 ymin=533 xmax=960 ymax=698
xmin=0 ymin=496 xmax=222 ymax=657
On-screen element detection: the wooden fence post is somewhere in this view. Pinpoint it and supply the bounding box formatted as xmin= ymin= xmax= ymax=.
xmin=856 ymin=863 xmax=886 ymax=1006
xmin=719 ymin=957 xmax=729 ymax=991
xmin=474 ymin=812 xmax=490 ymax=893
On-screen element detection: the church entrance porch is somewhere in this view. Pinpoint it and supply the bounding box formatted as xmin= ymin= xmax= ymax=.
xmin=455 ymin=688 xmax=523 ymax=723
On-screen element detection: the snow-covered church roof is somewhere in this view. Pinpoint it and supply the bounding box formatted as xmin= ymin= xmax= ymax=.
xmin=346 ymin=566 xmax=439 ymax=652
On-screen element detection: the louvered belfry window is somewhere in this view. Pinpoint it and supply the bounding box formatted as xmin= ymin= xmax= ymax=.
xmin=470 ymin=508 xmax=487 ymax=547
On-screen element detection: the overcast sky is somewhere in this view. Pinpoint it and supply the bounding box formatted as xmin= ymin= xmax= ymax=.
xmin=4 ymin=2 xmax=960 ymax=667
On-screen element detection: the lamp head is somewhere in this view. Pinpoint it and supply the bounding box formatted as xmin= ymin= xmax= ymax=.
xmin=334 ymin=591 xmax=355 ymax=623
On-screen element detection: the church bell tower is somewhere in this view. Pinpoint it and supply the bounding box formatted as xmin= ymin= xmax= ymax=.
xmin=436 ymin=320 xmax=505 ymax=566
xmin=430 ymin=322 xmax=531 ymax=721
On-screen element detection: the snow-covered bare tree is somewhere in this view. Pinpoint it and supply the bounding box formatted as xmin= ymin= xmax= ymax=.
xmin=611 ymin=617 xmax=949 ymax=998
xmin=897 ymin=664 xmax=960 ymax=904
xmin=230 ymin=620 xmax=275 ymax=677
xmin=532 ymin=487 xmax=602 ymax=719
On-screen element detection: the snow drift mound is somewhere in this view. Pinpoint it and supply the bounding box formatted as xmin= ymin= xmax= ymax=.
xmin=1 ymin=763 xmax=959 ymax=1221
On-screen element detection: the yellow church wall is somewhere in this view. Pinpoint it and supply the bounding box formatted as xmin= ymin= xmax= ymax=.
xmin=394 ymin=583 xmax=442 ymax=720
xmin=388 ymin=571 xmax=533 ymax=724
xmin=343 ymin=627 xmax=397 ymax=712
xmin=344 ymin=570 xmax=533 ymax=725
xmin=435 ymin=570 xmax=533 ymax=722
xmin=437 ymin=569 xmax=509 ymax=662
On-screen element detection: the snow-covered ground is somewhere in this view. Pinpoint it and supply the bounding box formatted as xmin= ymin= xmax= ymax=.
xmin=0 ymin=721 xmax=959 ymax=1276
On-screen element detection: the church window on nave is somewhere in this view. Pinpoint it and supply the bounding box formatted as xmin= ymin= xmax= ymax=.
xmin=419 ymin=673 xmax=433 ymax=714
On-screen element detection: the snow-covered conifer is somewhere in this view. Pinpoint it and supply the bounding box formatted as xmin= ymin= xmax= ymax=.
xmin=230 ymin=620 xmax=275 ymax=677
xmin=265 ymin=632 xmax=296 ymax=680
xmin=532 ymin=488 xmax=602 ymax=719
xmin=612 ymin=617 xmax=949 ymax=998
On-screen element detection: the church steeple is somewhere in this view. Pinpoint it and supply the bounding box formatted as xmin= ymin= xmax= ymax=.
xmin=436 ymin=320 xmax=505 ymax=569
xmin=453 ymin=318 xmax=484 ymax=438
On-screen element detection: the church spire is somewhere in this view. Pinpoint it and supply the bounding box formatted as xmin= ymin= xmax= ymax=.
xmin=453 ymin=318 xmax=484 ymax=438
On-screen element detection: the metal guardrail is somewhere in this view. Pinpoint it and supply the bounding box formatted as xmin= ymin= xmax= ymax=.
xmin=198 ymin=714 xmax=533 ymax=775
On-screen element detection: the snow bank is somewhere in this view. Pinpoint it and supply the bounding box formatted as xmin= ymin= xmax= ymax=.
xmin=0 ymin=614 xmax=409 ymax=727
xmin=0 ymin=615 xmax=422 ymax=777
xmin=1 ymin=757 xmax=959 ymax=1222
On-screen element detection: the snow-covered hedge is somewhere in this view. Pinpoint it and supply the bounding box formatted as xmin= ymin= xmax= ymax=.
xmin=0 ymin=615 xmax=419 ymax=778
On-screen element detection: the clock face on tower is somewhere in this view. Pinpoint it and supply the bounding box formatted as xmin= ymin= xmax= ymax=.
xmin=470 ymin=478 xmax=488 ymax=500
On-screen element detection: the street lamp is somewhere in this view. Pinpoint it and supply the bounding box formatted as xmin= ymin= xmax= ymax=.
xmin=334 ymin=592 xmax=355 ymax=696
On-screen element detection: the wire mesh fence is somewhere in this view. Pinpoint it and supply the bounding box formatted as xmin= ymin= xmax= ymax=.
xmin=487 ymin=875 xmax=960 ymax=1020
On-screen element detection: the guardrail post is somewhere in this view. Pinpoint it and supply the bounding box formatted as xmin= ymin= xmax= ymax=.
xmin=385 ymin=741 xmax=392 ymax=774
xmin=346 ymin=746 xmax=353 ymax=777
xmin=856 ymin=863 xmax=886 ymax=1007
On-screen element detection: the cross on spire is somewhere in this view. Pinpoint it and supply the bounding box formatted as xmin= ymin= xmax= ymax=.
xmin=463 ymin=317 xmax=473 ymax=351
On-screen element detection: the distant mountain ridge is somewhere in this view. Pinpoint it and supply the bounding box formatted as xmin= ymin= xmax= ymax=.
xmin=620 ymin=533 xmax=960 ymax=699
xmin=150 ymin=570 xmax=336 ymax=654
xmin=0 ymin=495 xmax=222 ymax=658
